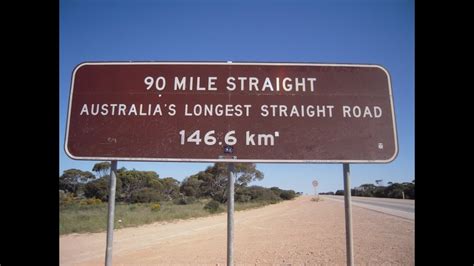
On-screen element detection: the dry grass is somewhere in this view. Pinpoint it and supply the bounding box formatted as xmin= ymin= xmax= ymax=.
xmin=60 ymin=198 xmax=283 ymax=235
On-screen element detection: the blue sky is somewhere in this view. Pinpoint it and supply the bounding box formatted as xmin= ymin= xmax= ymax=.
xmin=60 ymin=0 xmax=414 ymax=194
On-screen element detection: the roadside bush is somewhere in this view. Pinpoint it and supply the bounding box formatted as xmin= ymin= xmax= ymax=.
xmin=236 ymin=194 xmax=252 ymax=203
xmin=210 ymin=192 xmax=227 ymax=203
xmin=320 ymin=192 xmax=334 ymax=195
xmin=247 ymin=186 xmax=281 ymax=202
xmin=279 ymin=190 xmax=296 ymax=200
xmin=129 ymin=188 xmax=162 ymax=203
xmin=60 ymin=191 xmax=76 ymax=205
xmin=387 ymin=189 xmax=404 ymax=199
xmin=84 ymin=177 xmax=117 ymax=201
xmin=204 ymin=200 xmax=222 ymax=213
xmin=174 ymin=196 xmax=196 ymax=205
xmin=150 ymin=203 xmax=161 ymax=211
xmin=270 ymin=187 xmax=283 ymax=197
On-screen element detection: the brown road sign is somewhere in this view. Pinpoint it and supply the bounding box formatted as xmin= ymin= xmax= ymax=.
xmin=65 ymin=62 xmax=398 ymax=163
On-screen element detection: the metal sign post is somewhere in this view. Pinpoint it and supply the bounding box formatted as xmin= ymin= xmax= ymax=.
xmin=227 ymin=162 xmax=235 ymax=266
xmin=105 ymin=160 xmax=118 ymax=266
xmin=343 ymin=163 xmax=354 ymax=266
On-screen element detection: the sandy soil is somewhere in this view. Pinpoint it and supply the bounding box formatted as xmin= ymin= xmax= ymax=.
xmin=60 ymin=196 xmax=414 ymax=265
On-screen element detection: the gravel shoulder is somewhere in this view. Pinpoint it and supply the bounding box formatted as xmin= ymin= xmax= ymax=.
xmin=60 ymin=196 xmax=414 ymax=265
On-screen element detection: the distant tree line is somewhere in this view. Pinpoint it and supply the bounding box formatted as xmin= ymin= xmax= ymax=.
xmin=328 ymin=180 xmax=415 ymax=199
xmin=59 ymin=162 xmax=299 ymax=205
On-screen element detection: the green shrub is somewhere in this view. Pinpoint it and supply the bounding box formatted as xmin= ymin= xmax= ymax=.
xmin=236 ymin=194 xmax=252 ymax=203
xmin=279 ymin=190 xmax=296 ymax=200
xmin=174 ymin=196 xmax=196 ymax=205
xmin=84 ymin=177 xmax=110 ymax=201
xmin=150 ymin=203 xmax=161 ymax=211
xmin=270 ymin=187 xmax=283 ymax=197
xmin=204 ymin=200 xmax=222 ymax=213
xmin=210 ymin=193 xmax=226 ymax=203
xmin=249 ymin=186 xmax=280 ymax=202
xmin=60 ymin=191 xmax=76 ymax=205
xmin=130 ymin=188 xmax=162 ymax=203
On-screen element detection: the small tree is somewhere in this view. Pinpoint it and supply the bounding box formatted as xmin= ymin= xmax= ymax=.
xmin=59 ymin=169 xmax=95 ymax=196
xmin=129 ymin=187 xmax=162 ymax=203
xmin=161 ymin=177 xmax=181 ymax=200
xmin=84 ymin=177 xmax=108 ymax=201
xmin=208 ymin=163 xmax=264 ymax=203
xmin=117 ymin=169 xmax=163 ymax=202
xmin=84 ymin=176 xmax=122 ymax=201
xmin=204 ymin=200 xmax=222 ymax=213
xmin=180 ymin=176 xmax=203 ymax=197
xmin=279 ymin=190 xmax=296 ymax=200
xmin=92 ymin=162 xmax=111 ymax=178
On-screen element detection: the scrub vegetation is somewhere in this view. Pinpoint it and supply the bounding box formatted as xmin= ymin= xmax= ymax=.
xmin=321 ymin=180 xmax=415 ymax=199
xmin=60 ymin=162 xmax=300 ymax=235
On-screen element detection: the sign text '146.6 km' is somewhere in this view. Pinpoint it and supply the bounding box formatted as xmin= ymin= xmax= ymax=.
xmin=179 ymin=130 xmax=280 ymax=146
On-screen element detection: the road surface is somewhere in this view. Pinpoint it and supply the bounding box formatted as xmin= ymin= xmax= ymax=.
xmin=322 ymin=195 xmax=414 ymax=220
xmin=60 ymin=196 xmax=414 ymax=265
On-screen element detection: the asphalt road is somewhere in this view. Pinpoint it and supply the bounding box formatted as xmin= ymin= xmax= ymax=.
xmin=322 ymin=195 xmax=414 ymax=220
